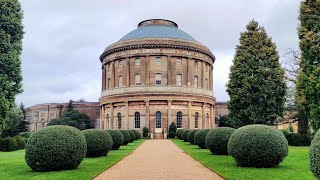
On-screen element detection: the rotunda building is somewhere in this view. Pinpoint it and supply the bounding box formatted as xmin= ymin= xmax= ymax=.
xmin=99 ymin=19 xmax=216 ymax=139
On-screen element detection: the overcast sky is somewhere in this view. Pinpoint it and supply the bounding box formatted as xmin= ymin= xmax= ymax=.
xmin=17 ymin=0 xmax=300 ymax=107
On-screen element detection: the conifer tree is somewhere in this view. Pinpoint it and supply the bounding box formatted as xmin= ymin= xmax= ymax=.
xmin=226 ymin=20 xmax=286 ymax=128
xmin=0 ymin=0 xmax=24 ymax=133
xmin=296 ymin=0 xmax=320 ymax=131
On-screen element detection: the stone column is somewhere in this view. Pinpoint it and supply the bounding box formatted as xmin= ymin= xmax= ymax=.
xmin=145 ymin=56 xmax=150 ymax=85
xmin=100 ymin=105 xmax=104 ymax=129
xmin=102 ymin=65 xmax=106 ymax=91
xmin=188 ymin=101 xmax=192 ymax=129
xmin=126 ymin=58 xmax=130 ymax=87
xmin=187 ymin=57 xmax=192 ymax=86
xmin=167 ymin=56 xmax=171 ymax=85
xmin=210 ymin=104 xmax=215 ymax=129
xmin=209 ymin=65 xmax=213 ymax=91
xmin=201 ymin=61 xmax=205 ymax=88
xmin=202 ymin=103 xmax=206 ymax=128
xmin=111 ymin=61 xmax=115 ymax=89
xmin=125 ymin=101 xmax=129 ymax=130
xmin=145 ymin=100 xmax=150 ymax=137
xmin=110 ymin=103 xmax=114 ymax=129
xmin=168 ymin=100 xmax=172 ymax=128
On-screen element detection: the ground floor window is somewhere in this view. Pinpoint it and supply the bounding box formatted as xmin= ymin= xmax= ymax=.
xmin=117 ymin=113 xmax=121 ymax=129
xmin=195 ymin=112 xmax=199 ymax=128
xmin=177 ymin=111 xmax=182 ymax=128
xmin=135 ymin=112 xmax=140 ymax=129
xmin=156 ymin=111 xmax=161 ymax=128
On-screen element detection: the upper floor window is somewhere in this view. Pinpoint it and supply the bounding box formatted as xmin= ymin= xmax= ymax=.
xmin=176 ymin=74 xmax=182 ymax=86
xmin=176 ymin=58 xmax=182 ymax=66
xmin=194 ymin=61 xmax=198 ymax=68
xmin=135 ymin=74 xmax=141 ymax=85
xmin=194 ymin=76 xmax=198 ymax=87
xmin=118 ymin=60 xmax=123 ymax=68
xmin=135 ymin=58 xmax=141 ymax=66
xmin=118 ymin=76 xmax=123 ymax=87
xmin=155 ymin=57 xmax=161 ymax=65
xmin=155 ymin=73 xmax=162 ymax=85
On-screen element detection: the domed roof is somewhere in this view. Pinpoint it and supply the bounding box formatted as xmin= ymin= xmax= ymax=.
xmin=119 ymin=19 xmax=197 ymax=42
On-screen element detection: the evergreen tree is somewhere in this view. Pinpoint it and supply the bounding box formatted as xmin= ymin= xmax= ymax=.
xmin=17 ymin=103 xmax=27 ymax=132
xmin=65 ymin=100 xmax=74 ymax=112
xmin=0 ymin=0 xmax=24 ymax=133
xmin=296 ymin=0 xmax=320 ymax=131
xmin=226 ymin=20 xmax=286 ymax=128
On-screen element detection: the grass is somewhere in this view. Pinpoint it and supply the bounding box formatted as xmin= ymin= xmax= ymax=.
xmin=172 ymin=139 xmax=315 ymax=180
xmin=0 ymin=139 xmax=144 ymax=180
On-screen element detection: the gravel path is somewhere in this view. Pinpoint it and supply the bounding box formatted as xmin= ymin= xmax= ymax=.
xmin=94 ymin=140 xmax=223 ymax=180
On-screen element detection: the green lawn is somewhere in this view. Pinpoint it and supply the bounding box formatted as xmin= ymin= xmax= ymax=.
xmin=172 ymin=139 xmax=314 ymax=180
xmin=0 ymin=139 xmax=144 ymax=180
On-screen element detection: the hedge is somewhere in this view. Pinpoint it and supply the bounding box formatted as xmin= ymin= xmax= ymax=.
xmin=310 ymin=129 xmax=320 ymax=178
xmin=194 ymin=129 xmax=210 ymax=149
xmin=107 ymin=130 xmax=124 ymax=150
xmin=187 ymin=130 xmax=198 ymax=144
xmin=25 ymin=125 xmax=87 ymax=171
xmin=228 ymin=125 xmax=288 ymax=168
xmin=134 ymin=130 xmax=141 ymax=139
xmin=181 ymin=130 xmax=190 ymax=142
xmin=128 ymin=130 xmax=136 ymax=142
xmin=0 ymin=136 xmax=26 ymax=152
xmin=82 ymin=129 xmax=113 ymax=157
xmin=120 ymin=130 xmax=131 ymax=145
xmin=205 ymin=127 xmax=235 ymax=155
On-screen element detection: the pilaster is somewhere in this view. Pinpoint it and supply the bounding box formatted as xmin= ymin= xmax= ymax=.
xmin=188 ymin=101 xmax=192 ymax=129
xmin=125 ymin=101 xmax=129 ymax=130
xmin=202 ymin=102 xmax=206 ymax=128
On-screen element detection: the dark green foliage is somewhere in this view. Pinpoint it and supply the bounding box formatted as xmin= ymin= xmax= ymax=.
xmin=65 ymin=100 xmax=74 ymax=112
xmin=168 ymin=122 xmax=177 ymax=138
xmin=0 ymin=137 xmax=17 ymax=151
xmin=142 ymin=127 xmax=149 ymax=138
xmin=120 ymin=130 xmax=130 ymax=145
xmin=82 ymin=129 xmax=113 ymax=157
xmin=310 ymin=129 xmax=320 ymax=178
xmin=205 ymin=127 xmax=236 ymax=155
xmin=176 ymin=129 xmax=181 ymax=138
xmin=17 ymin=103 xmax=27 ymax=133
xmin=19 ymin=132 xmax=31 ymax=138
xmin=47 ymin=110 xmax=91 ymax=130
xmin=134 ymin=130 xmax=141 ymax=139
xmin=128 ymin=130 xmax=135 ymax=142
xmin=228 ymin=125 xmax=288 ymax=167
xmin=287 ymin=133 xmax=311 ymax=146
xmin=107 ymin=130 xmax=124 ymax=150
xmin=187 ymin=130 xmax=198 ymax=144
xmin=25 ymin=125 xmax=87 ymax=172
xmin=289 ymin=124 xmax=294 ymax=133
xmin=181 ymin=129 xmax=190 ymax=142
xmin=14 ymin=135 xmax=25 ymax=150
xmin=280 ymin=129 xmax=291 ymax=139
xmin=177 ymin=129 xmax=185 ymax=139
xmin=296 ymin=0 xmax=320 ymax=131
xmin=217 ymin=115 xmax=234 ymax=128
xmin=1 ymin=105 xmax=24 ymax=137
xmin=226 ymin=20 xmax=286 ymax=128
xmin=194 ymin=129 xmax=210 ymax=149
xmin=0 ymin=0 xmax=24 ymax=133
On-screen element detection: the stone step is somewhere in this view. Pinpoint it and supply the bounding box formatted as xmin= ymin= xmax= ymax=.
xmin=153 ymin=133 xmax=163 ymax=139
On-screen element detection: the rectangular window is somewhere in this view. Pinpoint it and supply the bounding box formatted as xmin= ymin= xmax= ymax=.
xmin=155 ymin=57 xmax=161 ymax=65
xmin=176 ymin=58 xmax=182 ymax=66
xmin=194 ymin=61 xmax=198 ymax=68
xmin=118 ymin=60 xmax=123 ymax=68
xmin=194 ymin=76 xmax=198 ymax=87
xmin=135 ymin=58 xmax=141 ymax=66
xmin=135 ymin=74 xmax=141 ymax=85
xmin=176 ymin=74 xmax=182 ymax=86
xmin=118 ymin=76 xmax=123 ymax=87
xmin=108 ymin=78 xmax=111 ymax=89
xmin=155 ymin=73 xmax=162 ymax=85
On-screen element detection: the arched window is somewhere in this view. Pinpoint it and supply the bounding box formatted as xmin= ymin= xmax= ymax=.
xmin=177 ymin=111 xmax=182 ymax=128
xmin=206 ymin=113 xmax=209 ymax=127
xmin=108 ymin=78 xmax=111 ymax=89
xmin=117 ymin=113 xmax=121 ymax=129
xmin=155 ymin=111 xmax=161 ymax=128
xmin=135 ymin=112 xmax=140 ymax=129
xmin=106 ymin=114 xmax=109 ymax=129
xmin=194 ymin=76 xmax=198 ymax=87
xmin=195 ymin=112 xmax=199 ymax=128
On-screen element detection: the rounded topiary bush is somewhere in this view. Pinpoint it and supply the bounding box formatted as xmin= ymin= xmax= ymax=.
xmin=19 ymin=132 xmax=31 ymax=138
xmin=205 ymin=127 xmax=235 ymax=155
xmin=120 ymin=130 xmax=131 ymax=145
xmin=134 ymin=130 xmax=141 ymax=139
xmin=181 ymin=130 xmax=190 ymax=142
xmin=0 ymin=137 xmax=18 ymax=152
xmin=128 ymin=130 xmax=136 ymax=142
xmin=82 ymin=129 xmax=113 ymax=157
xmin=107 ymin=130 xmax=124 ymax=150
xmin=194 ymin=129 xmax=210 ymax=149
xmin=310 ymin=129 xmax=320 ymax=178
xmin=176 ymin=129 xmax=181 ymax=138
xmin=187 ymin=130 xmax=198 ymax=144
xmin=25 ymin=125 xmax=87 ymax=171
xmin=178 ymin=129 xmax=185 ymax=140
xmin=228 ymin=125 xmax=288 ymax=168
xmin=14 ymin=136 xmax=26 ymax=150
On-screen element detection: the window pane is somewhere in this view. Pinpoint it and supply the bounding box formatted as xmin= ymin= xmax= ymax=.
xmin=117 ymin=113 xmax=121 ymax=129
xmin=135 ymin=58 xmax=141 ymax=66
xmin=195 ymin=112 xmax=199 ymax=128
xmin=177 ymin=112 xmax=182 ymax=128
xmin=156 ymin=73 xmax=161 ymax=85
xmin=194 ymin=61 xmax=198 ymax=68
xmin=156 ymin=112 xmax=161 ymax=128
xmin=135 ymin=112 xmax=140 ymax=129
xmin=155 ymin=57 xmax=161 ymax=65
xmin=119 ymin=60 xmax=123 ymax=68
xmin=176 ymin=58 xmax=182 ymax=66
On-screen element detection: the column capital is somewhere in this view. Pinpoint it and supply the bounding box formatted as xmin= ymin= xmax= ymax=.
xmin=144 ymin=100 xmax=149 ymax=103
xmin=168 ymin=100 xmax=172 ymax=103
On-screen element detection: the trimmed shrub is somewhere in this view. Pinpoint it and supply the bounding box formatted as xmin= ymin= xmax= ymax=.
xmin=19 ymin=132 xmax=31 ymax=138
xmin=194 ymin=129 xmax=210 ymax=149
xmin=287 ymin=133 xmax=311 ymax=146
xmin=205 ymin=127 xmax=235 ymax=155
xmin=0 ymin=137 xmax=18 ymax=151
xmin=178 ymin=129 xmax=185 ymax=139
xmin=120 ymin=130 xmax=131 ymax=145
xmin=25 ymin=125 xmax=87 ymax=171
xmin=128 ymin=130 xmax=136 ymax=142
xmin=280 ymin=129 xmax=290 ymax=139
xmin=168 ymin=122 xmax=177 ymax=138
xmin=142 ymin=127 xmax=149 ymax=138
xmin=187 ymin=130 xmax=198 ymax=144
xmin=134 ymin=130 xmax=141 ymax=139
xmin=107 ymin=130 xmax=124 ymax=150
xmin=14 ymin=136 xmax=26 ymax=150
xmin=181 ymin=130 xmax=190 ymax=142
xmin=310 ymin=129 xmax=320 ymax=178
xmin=176 ymin=129 xmax=181 ymax=138
xmin=82 ymin=129 xmax=113 ymax=157
xmin=228 ymin=125 xmax=288 ymax=168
